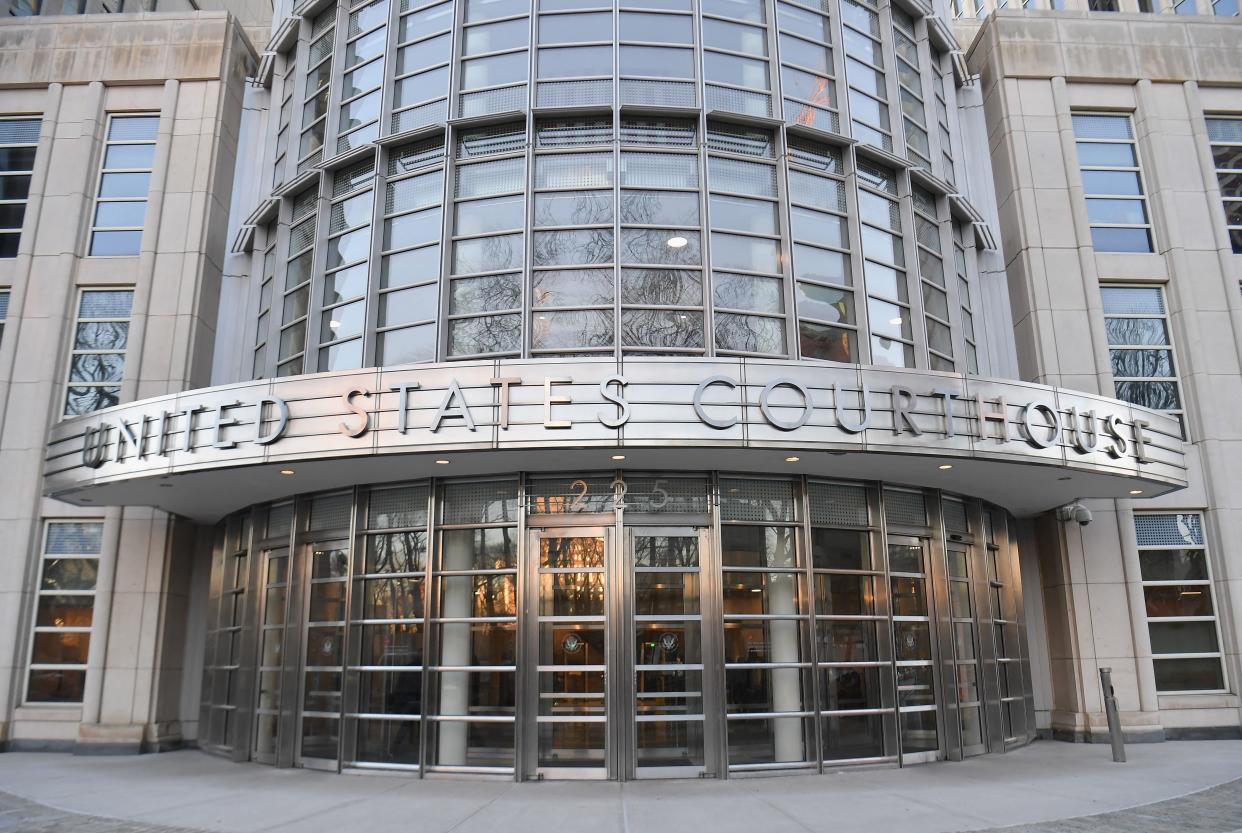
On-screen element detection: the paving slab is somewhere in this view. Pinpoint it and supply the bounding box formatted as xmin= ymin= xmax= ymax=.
xmin=0 ymin=739 xmax=1238 ymax=833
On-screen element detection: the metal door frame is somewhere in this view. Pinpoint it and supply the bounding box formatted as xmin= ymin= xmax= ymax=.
xmin=522 ymin=524 xmax=613 ymax=780
xmin=888 ymin=532 xmax=941 ymax=765
xmin=944 ymin=539 xmax=988 ymax=759
xmin=622 ymin=525 xmax=720 ymax=780
xmin=294 ymin=536 xmax=351 ymax=771
xmin=252 ymin=545 xmax=291 ymax=765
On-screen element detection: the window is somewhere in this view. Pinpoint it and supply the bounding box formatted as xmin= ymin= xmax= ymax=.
xmin=0 ymin=289 xmax=8 ymax=347
xmin=1212 ymin=0 xmax=1238 ymax=14
xmin=26 ymin=521 xmax=103 ymax=703
xmin=64 ymin=289 xmax=133 ymax=417
xmin=1134 ymin=513 xmax=1226 ymax=693
xmin=0 ymin=117 xmax=39 ymax=258
xmin=1205 ymin=117 xmax=1242 ymax=253
xmin=1071 ymin=114 xmax=1153 ymax=253
xmin=1100 ymin=285 xmax=1183 ymax=433
xmin=1088 ymin=0 xmax=1119 ymax=10
xmin=858 ymin=160 xmax=914 ymax=368
xmin=89 ymin=114 xmax=158 ymax=257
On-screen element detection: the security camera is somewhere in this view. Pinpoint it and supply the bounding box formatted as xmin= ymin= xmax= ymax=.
xmin=1056 ymin=502 xmax=1093 ymax=526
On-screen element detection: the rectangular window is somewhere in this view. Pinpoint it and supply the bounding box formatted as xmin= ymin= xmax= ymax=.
xmin=64 ymin=289 xmax=133 ymax=417
xmin=0 ymin=117 xmax=40 ymax=258
xmin=27 ymin=521 xmax=103 ymax=703
xmin=1134 ymin=513 xmax=1226 ymax=693
xmin=89 ymin=114 xmax=159 ymax=257
xmin=1100 ymin=285 xmax=1183 ymax=434
xmin=1071 ymin=114 xmax=1153 ymax=253
xmin=0 ymin=289 xmax=8 ymax=347
xmin=1205 ymin=117 xmax=1242 ymax=253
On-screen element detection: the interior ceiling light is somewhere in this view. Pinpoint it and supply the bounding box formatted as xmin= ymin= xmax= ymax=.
xmin=666 ymin=235 xmax=688 ymax=248
xmin=939 ymin=464 xmax=953 ymax=470
xmin=785 ymin=456 xmax=800 ymax=462
xmin=280 ymin=469 xmax=295 ymax=475
xmin=435 ymin=459 xmax=450 ymax=465
xmin=611 ymin=454 xmax=625 ymax=460
xmin=1129 ymin=489 xmax=1143 ymax=495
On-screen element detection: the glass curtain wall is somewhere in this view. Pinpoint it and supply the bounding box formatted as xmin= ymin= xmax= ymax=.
xmin=201 ymin=475 xmax=1032 ymax=777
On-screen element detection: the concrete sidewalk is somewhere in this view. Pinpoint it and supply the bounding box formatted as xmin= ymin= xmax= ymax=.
xmin=0 ymin=740 xmax=1239 ymax=833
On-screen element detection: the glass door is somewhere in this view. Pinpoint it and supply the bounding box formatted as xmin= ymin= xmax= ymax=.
xmin=253 ymin=547 xmax=289 ymax=764
xmin=297 ymin=539 xmax=349 ymax=770
xmin=888 ymin=535 xmax=940 ymax=763
xmin=527 ymin=527 xmax=610 ymax=779
xmin=625 ymin=527 xmax=712 ymax=778
xmin=945 ymin=542 xmax=986 ymax=757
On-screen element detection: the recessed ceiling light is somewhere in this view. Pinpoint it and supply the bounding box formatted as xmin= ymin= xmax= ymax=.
xmin=785 ymin=456 xmax=800 ymax=463
xmin=280 ymin=469 xmax=295 ymax=475
xmin=889 ymin=317 xmax=903 ymax=326
xmin=1129 ymin=489 xmax=1143 ymax=495
xmin=667 ymin=235 xmax=688 ymax=248
xmin=611 ymin=454 xmax=625 ymax=460
xmin=328 ymin=320 xmax=341 ymax=330
xmin=938 ymin=464 xmax=953 ymax=470
xmin=435 ymin=459 xmax=450 ymax=465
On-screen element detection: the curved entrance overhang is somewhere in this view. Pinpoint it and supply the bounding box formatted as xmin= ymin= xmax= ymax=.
xmin=43 ymin=358 xmax=1187 ymax=523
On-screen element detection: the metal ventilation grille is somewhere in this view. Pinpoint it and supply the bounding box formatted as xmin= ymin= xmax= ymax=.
xmin=440 ymin=480 xmax=520 ymax=525
xmin=292 ymin=187 xmax=319 ymax=221
xmin=392 ymin=99 xmax=448 ymax=134
xmin=1134 ymin=513 xmax=1204 ymax=548
xmin=1071 ymin=113 xmax=1132 ymax=140
xmin=1100 ymin=286 xmax=1164 ymax=315
xmin=884 ymin=489 xmax=928 ymax=528
xmin=911 ymin=187 xmax=936 ymax=217
xmin=785 ymin=101 xmax=840 ymax=135
xmin=44 ymin=522 xmax=104 ymax=554
xmin=1206 ymin=117 xmax=1242 ymax=143
xmin=620 ymin=152 xmax=698 ymax=188
xmin=333 ymin=158 xmax=375 ymax=197
xmin=706 ymin=122 xmax=775 ymax=158
xmin=528 ymin=477 xmax=615 ymax=514
xmin=620 ymin=79 xmax=695 ymax=109
xmin=455 ymin=157 xmax=524 ymax=199
xmin=309 ymin=492 xmax=353 ymax=531
xmin=311 ymin=7 xmax=336 ymax=36
xmin=720 ymin=478 xmax=796 ymax=523
xmin=0 ymin=118 xmax=40 ymax=144
xmin=266 ymin=503 xmax=294 ymax=540
xmin=708 ymin=157 xmax=777 ymax=198
xmin=857 ymin=160 xmax=898 ymax=195
xmin=457 ymin=123 xmax=526 ymax=159
xmin=367 ymin=485 xmax=429 ymax=529
xmin=787 ymin=137 xmax=842 ymax=174
xmin=297 ymin=149 xmax=322 ymax=174
xmin=625 ymin=477 xmax=710 ymax=514
xmin=309 ymin=31 xmax=334 ymax=65
xmin=620 ymin=118 xmax=697 ymax=148
xmin=705 ymin=85 xmax=772 ymax=119
xmin=388 ymin=137 xmax=445 ymax=176
xmin=808 ymin=482 xmax=869 ymax=527
xmin=942 ymin=499 xmax=969 ymax=535
xmin=537 ymin=119 xmax=614 ymax=148
xmin=79 ymin=290 xmax=133 ymax=317
xmin=458 ymin=85 xmax=527 ymax=119
xmin=537 ymin=79 xmax=612 ymax=109
xmin=288 ymin=215 xmax=316 ymax=255
xmin=788 ymin=169 xmax=846 ymax=212
xmin=535 ymin=153 xmax=614 ymax=189
xmin=916 ymin=217 xmax=941 ymax=251
xmin=386 ymin=169 xmax=442 ymax=214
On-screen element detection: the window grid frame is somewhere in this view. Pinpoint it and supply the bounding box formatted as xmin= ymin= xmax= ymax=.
xmin=1071 ymin=111 xmax=1155 ymax=254
xmin=62 ymin=287 xmax=134 ymax=418
xmin=0 ymin=115 xmax=40 ymax=259
xmin=1099 ymin=282 xmax=1186 ymax=436
xmin=1134 ymin=511 xmax=1228 ymax=695
xmin=88 ymin=112 xmax=159 ymax=258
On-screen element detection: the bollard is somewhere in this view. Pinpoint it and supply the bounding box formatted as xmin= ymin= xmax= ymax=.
xmin=1099 ymin=667 xmax=1126 ymax=763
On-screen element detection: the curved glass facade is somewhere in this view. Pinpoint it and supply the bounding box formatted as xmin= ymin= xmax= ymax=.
xmin=199 ymin=474 xmax=1036 ymax=778
xmin=250 ymin=0 xmax=982 ymax=377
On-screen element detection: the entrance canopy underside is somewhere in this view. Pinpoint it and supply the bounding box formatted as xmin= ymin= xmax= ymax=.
xmin=43 ymin=358 xmax=1186 ymax=522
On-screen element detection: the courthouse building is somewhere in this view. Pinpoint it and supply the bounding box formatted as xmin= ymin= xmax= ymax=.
xmin=0 ymin=0 xmax=1237 ymax=780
